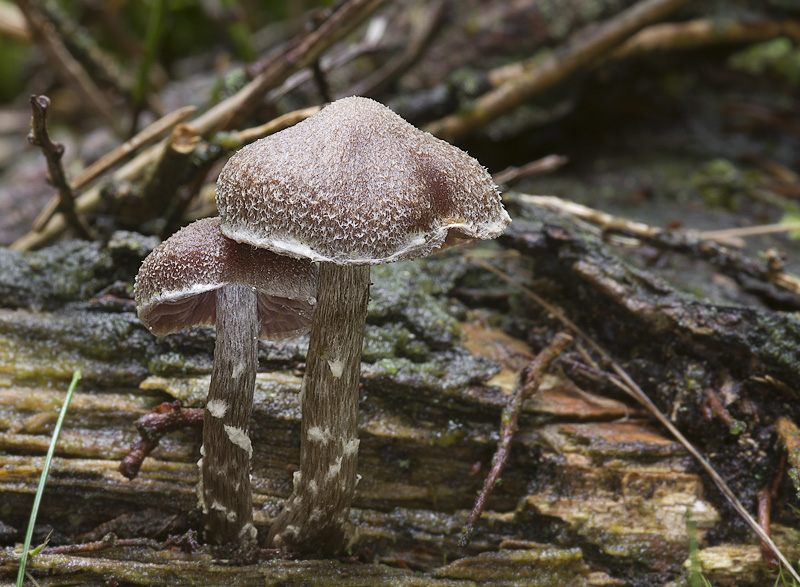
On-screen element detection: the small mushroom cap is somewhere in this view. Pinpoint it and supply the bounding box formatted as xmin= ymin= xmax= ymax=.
xmin=216 ymin=96 xmax=511 ymax=265
xmin=134 ymin=218 xmax=317 ymax=339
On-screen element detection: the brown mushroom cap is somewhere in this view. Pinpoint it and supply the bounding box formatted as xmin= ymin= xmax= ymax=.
xmin=134 ymin=218 xmax=317 ymax=339
xmin=216 ymin=96 xmax=511 ymax=265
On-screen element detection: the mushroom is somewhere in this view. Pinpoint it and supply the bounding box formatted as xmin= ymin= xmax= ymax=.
xmin=134 ymin=217 xmax=318 ymax=545
xmin=216 ymin=96 xmax=510 ymax=554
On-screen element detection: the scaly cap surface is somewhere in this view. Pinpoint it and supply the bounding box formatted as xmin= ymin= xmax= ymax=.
xmin=216 ymin=96 xmax=510 ymax=264
xmin=134 ymin=218 xmax=317 ymax=338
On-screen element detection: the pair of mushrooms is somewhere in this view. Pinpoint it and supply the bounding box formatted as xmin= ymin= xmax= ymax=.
xmin=135 ymin=96 xmax=510 ymax=553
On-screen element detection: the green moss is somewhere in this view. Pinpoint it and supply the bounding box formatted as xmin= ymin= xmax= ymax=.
xmin=371 ymin=358 xmax=401 ymax=376
xmin=729 ymin=420 xmax=747 ymax=435
xmin=691 ymin=159 xmax=742 ymax=210
xmin=0 ymin=232 xmax=157 ymax=311
xmin=209 ymin=68 xmax=249 ymax=104
xmin=363 ymin=350 xmax=499 ymax=394
xmin=369 ymin=256 xmax=467 ymax=348
xmin=147 ymin=351 xmax=199 ymax=376
xmin=362 ymin=323 xmax=427 ymax=362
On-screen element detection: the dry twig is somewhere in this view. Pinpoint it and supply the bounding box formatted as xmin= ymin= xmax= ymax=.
xmin=33 ymin=106 xmax=197 ymax=232
xmin=118 ymin=401 xmax=203 ymax=480
xmin=461 ymin=332 xmax=572 ymax=546
xmin=266 ymin=15 xmax=388 ymax=104
xmin=700 ymin=222 xmax=800 ymax=240
xmin=425 ymin=0 xmax=693 ymax=141
xmin=35 ymin=0 xmax=135 ymax=104
xmin=492 ymin=155 xmax=568 ymax=186
xmin=43 ymin=536 xmax=160 ymax=556
xmin=614 ymin=17 xmax=800 ymax=59
xmin=236 ymin=106 xmax=322 ymax=144
xmin=132 ymin=124 xmax=201 ymax=227
xmin=27 ymin=95 xmax=93 ymax=241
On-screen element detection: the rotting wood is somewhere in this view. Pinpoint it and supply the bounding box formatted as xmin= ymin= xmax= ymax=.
xmin=1 ymin=233 xmax=799 ymax=584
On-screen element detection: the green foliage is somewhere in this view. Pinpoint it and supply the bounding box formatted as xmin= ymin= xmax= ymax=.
xmin=133 ymin=0 xmax=167 ymax=107
xmin=728 ymin=38 xmax=800 ymax=87
xmin=780 ymin=211 xmax=800 ymax=241
xmin=0 ymin=37 xmax=29 ymax=102
xmin=691 ymin=158 xmax=771 ymax=211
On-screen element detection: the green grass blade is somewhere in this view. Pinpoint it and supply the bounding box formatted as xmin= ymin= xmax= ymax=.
xmin=687 ymin=509 xmax=704 ymax=587
xmin=132 ymin=0 xmax=166 ymax=108
xmin=16 ymin=370 xmax=82 ymax=587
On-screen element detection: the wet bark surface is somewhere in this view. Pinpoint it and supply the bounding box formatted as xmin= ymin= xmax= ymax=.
xmin=0 ymin=217 xmax=798 ymax=585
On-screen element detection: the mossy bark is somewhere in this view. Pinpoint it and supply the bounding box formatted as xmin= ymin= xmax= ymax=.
xmin=0 ymin=220 xmax=799 ymax=585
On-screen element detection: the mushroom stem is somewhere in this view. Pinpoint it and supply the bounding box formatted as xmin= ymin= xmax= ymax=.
xmin=201 ymin=283 xmax=258 ymax=545
xmin=267 ymin=263 xmax=370 ymax=554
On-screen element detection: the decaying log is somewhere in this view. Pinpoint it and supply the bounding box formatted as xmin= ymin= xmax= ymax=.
xmin=0 ymin=212 xmax=798 ymax=585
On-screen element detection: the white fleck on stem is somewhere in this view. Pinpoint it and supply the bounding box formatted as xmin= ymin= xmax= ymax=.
xmin=202 ymin=283 xmax=258 ymax=545
xmin=224 ymin=425 xmax=253 ymax=458
xmin=327 ymin=359 xmax=344 ymax=378
xmin=232 ymin=360 xmax=247 ymax=380
xmin=267 ymin=263 xmax=370 ymax=554
xmin=307 ymin=426 xmax=333 ymax=444
xmin=206 ymin=399 xmax=228 ymax=419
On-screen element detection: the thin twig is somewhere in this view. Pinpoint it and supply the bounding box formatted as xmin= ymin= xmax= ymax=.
xmin=703 ymin=388 xmax=737 ymax=429
xmin=461 ymin=332 xmax=572 ymax=546
xmin=130 ymin=123 xmax=201 ymax=227
xmin=469 ymin=255 xmax=800 ymax=582
xmin=77 ymin=106 xmax=197 ymax=190
xmin=700 ymin=222 xmax=800 ymax=240
xmin=41 ymin=535 xmax=160 ymax=556
xmin=118 ymin=401 xmax=203 ymax=480
xmin=27 ymin=95 xmax=93 ymax=241
xmin=311 ymin=59 xmax=332 ymax=103
xmin=33 ymin=105 xmax=197 ymax=232
xmin=425 ymin=0 xmax=692 ymax=141
xmin=492 ymin=155 xmax=568 ymax=186
xmin=130 ymin=0 xmax=167 ymax=134
xmin=757 ymin=487 xmax=779 ymax=570
xmin=235 ymin=105 xmax=322 ymax=143
xmin=36 ymin=0 xmax=134 ymax=103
